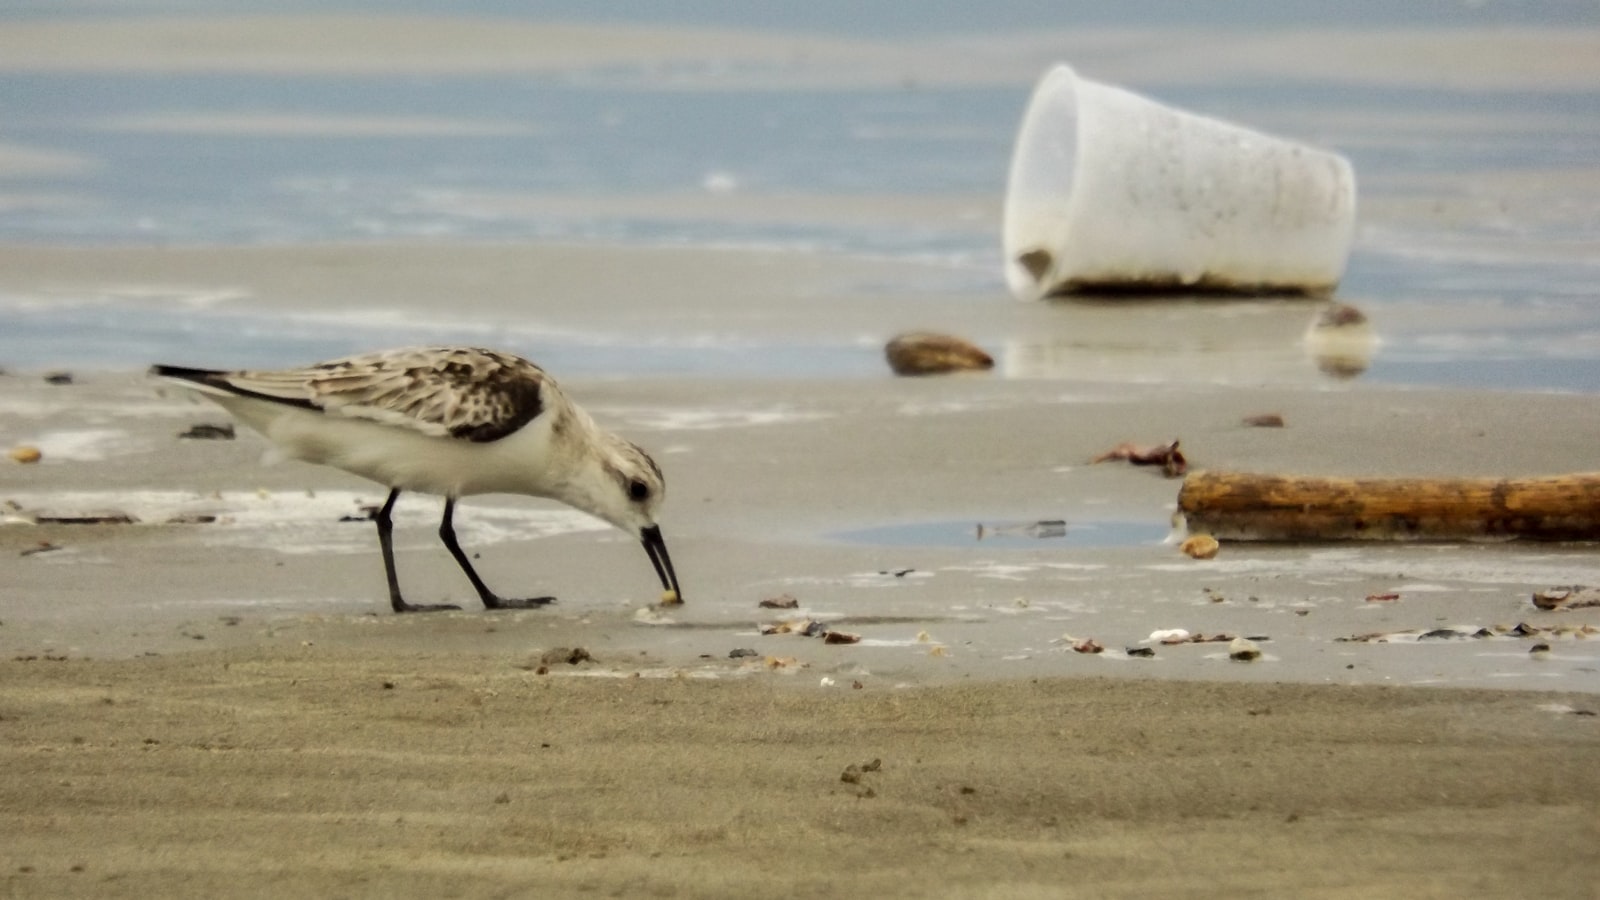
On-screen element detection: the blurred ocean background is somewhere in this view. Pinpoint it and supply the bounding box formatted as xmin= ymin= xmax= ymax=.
xmin=0 ymin=1 xmax=1596 ymax=389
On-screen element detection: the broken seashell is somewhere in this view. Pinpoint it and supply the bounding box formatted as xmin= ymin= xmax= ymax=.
xmin=8 ymin=445 xmax=42 ymax=464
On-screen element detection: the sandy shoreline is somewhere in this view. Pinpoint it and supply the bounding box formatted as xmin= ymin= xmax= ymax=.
xmin=2 ymin=6 xmax=1598 ymax=891
xmin=3 ymin=646 xmax=1597 ymax=898
xmin=3 ymin=239 xmax=1600 ymax=894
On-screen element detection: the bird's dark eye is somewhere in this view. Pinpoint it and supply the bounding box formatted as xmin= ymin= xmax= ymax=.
xmin=628 ymin=479 xmax=651 ymax=502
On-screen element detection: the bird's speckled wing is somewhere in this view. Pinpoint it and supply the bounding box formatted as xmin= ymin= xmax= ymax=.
xmin=220 ymin=347 xmax=549 ymax=443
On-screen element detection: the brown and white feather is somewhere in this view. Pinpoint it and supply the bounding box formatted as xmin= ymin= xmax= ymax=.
xmin=217 ymin=347 xmax=549 ymax=443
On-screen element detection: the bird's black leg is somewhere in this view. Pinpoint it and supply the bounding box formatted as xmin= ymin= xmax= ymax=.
xmin=438 ymin=498 xmax=555 ymax=610
xmin=375 ymin=488 xmax=460 ymax=614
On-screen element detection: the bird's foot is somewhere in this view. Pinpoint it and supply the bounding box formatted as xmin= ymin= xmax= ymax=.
xmin=393 ymin=600 xmax=463 ymax=614
xmin=481 ymin=595 xmax=557 ymax=611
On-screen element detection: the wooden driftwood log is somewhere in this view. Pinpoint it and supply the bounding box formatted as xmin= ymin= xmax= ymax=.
xmin=1178 ymin=471 xmax=1600 ymax=542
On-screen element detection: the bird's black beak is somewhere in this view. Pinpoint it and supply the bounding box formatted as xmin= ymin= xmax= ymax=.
xmin=641 ymin=524 xmax=683 ymax=603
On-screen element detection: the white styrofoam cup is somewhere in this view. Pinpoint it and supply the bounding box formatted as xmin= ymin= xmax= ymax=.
xmin=1003 ymin=64 xmax=1357 ymax=300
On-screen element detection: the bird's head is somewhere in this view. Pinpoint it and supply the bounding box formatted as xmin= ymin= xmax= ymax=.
xmin=568 ymin=434 xmax=682 ymax=603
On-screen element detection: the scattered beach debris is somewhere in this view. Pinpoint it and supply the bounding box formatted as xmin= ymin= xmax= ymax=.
xmin=1531 ymin=586 xmax=1600 ymax=611
xmin=763 ymin=656 xmax=803 ymax=671
xmin=538 ymin=647 xmax=595 ymax=667
xmin=1091 ymin=439 xmax=1186 ymax=477
xmin=728 ymin=647 xmax=759 ymax=659
xmin=1125 ymin=646 xmax=1156 ymax=658
xmin=761 ymin=619 xmax=823 ymax=637
xmin=178 ymin=423 xmax=236 ymax=440
xmin=164 ymin=513 xmax=217 ymax=525
xmin=1071 ymin=638 xmax=1104 ymax=654
xmin=1241 ymin=413 xmax=1285 ymax=428
xmin=1335 ymin=623 xmax=1599 ymax=643
xmin=1146 ymin=630 xmax=1244 ymax=646
xmin=915 ymin=630 xmax=933 ymax=643
xmin=339 ymin=504 xmax=380 ymax=523
xmin=840 ymin=757 xmax=882 ymax=797
xmin=840 ymin=757 xmax=882 ymax=784
xmin=20 ymin=540 xmax=61 ymax=557
xmin=761 ymin=618 xmax=860 ymax=644
xmin=632 ymin=605 xmax=676 ymax=625
xmin=1366 ymin=592 xmax=1401 ymax=603
xmin=1529 ymin=643 xmax=1552 ymax=657
xmin=43 ymin=371 xmax=74 ymax=385
xmin=1228 ymin=637 xmax=1263 ymax=661
xmin=1180 ymin=470 xmax=1600 ymax=542
xmin=976 ymin=519 xmax=1066 ymax=540
xmin=758 ymin=594 xmax=800 ymax=609
xmin=35 ymin=511 xmax=138 ymax=525
xmin=1179 ymin=534 xmax=1219 ymax=559
xmin=8 ymin=445 xmax=42 ymax=464
xmin=878 ymin=567 xmax=916 ymax=577
xmin=884 ymin=331 xmax=994 ymax=376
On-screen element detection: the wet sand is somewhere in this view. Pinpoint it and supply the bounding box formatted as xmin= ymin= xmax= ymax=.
xmin=3 ymin=647 xmax=1597 ymax=898
xmin=3 ymin=241 xmax=1600 ymax=897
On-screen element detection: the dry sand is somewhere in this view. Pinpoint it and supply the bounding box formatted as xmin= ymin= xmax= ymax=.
xmin=3 ymin=241 xmax=1600 ymax=897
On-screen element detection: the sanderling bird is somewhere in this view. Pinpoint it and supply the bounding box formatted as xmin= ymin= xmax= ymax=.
xmin=151 ymin=346 xmax=682 ymax=614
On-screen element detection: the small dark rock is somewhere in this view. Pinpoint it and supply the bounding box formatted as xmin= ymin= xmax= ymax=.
xmin=178 ymin=423 xmax=235 ymax=440
xmin=43 ymin=372 xmax=74 ymax=385
xmin=728 ymin=647 xmax=759 ymax=659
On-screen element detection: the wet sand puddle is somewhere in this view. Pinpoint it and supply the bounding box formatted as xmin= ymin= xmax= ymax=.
xmin=830 ymin=517 xmax=1171 ymax=549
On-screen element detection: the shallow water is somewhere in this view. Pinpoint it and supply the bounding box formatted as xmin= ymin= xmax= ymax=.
xmin=0 ymin=4 xmax=1597 ymax=392
xmin=832 ymin=518 xmax=1170 ymax=549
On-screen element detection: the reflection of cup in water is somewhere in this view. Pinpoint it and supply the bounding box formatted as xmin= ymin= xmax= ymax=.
xmin=1003 ymin=64 xmax=1357 ymax=301
xmin=1304 ymin=302 xmax=1376 ymax=379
